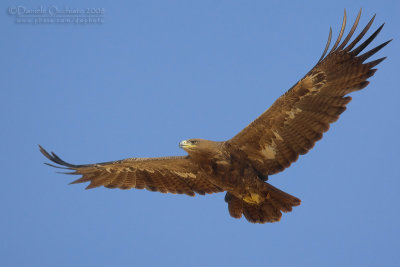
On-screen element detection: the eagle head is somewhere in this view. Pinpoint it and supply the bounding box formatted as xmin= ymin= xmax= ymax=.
xmin=179 ymin=139 xmax=222 ymax=156
xmin=179 ymin=139 xmax=201 ymax=150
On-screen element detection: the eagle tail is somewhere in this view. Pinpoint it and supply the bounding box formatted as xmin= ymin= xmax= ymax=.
xmin=225 ymin=183 xmax=301 ymax=223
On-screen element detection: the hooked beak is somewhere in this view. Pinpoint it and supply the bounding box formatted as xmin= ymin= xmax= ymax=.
xmin=179 ymin=140 xmax=194 ymax=149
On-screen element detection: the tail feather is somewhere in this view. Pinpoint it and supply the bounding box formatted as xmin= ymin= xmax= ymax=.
xmin=225 ymin=193 xmax=243 ymax=219
xmin=225 ymin=183 xmax=301 ymax=223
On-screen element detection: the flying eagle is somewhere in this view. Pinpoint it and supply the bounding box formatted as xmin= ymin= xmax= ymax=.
xmin=40 ymin=10 xmax=390 ymax=224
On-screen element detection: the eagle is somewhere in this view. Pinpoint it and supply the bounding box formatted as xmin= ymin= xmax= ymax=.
xmin=40 ymin=10 xmax=390 ymax=224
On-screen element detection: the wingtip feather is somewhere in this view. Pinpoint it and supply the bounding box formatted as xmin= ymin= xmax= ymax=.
xmin=358 ymin=39 xmax=391 ymax=62
xmin=317 ymin=27 xmax=332 ymax=63
xmin=351 ymin=23 xmax=385 ymax=55
xmin=329 ymin=9 xmax=347 ymax=52
xmin=337 ymin=9 xmax=362 ymax=51
xmin=344 ymin=14 xmax=376 ymax=52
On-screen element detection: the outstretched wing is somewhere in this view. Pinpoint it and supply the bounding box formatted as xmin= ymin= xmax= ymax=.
xmin=228 ymin=10 xmax=391 ymax=176
xmin=39 ymin=146 xmax=222 ymax=196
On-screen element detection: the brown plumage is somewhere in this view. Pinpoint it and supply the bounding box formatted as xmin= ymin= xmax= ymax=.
xmin=40 ymin=10 xmax=390 ymax=224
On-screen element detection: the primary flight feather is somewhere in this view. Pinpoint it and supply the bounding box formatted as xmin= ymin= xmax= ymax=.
xmin=40 ymin=10 xmax=390 ymax=224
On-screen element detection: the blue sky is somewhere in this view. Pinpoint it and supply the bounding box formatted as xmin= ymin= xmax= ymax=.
xmin=2 ymin=1 xmax=399 ymax=266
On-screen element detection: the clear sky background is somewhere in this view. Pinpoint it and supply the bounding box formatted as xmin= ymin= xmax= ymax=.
xmin=2 ymin=1 xmax=399 ymax=266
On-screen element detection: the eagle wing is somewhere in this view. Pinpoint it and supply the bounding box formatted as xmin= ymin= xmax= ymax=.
xmin=39 ymin=146 xmax=222 ymax=196
xmin=228 ymin=10 xmax=391 ymax=176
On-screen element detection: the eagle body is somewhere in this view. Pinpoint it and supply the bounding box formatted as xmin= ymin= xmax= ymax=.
xmin=40 ymin=10 xmax=390 ymax=223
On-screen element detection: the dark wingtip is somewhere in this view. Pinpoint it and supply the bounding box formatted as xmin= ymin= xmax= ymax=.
xmin=329 ymin=9 xmax=347 ymax=53
xmin=351 ymin=23 xmax=385 ymax=56
xmin=358 ymin=39 xmax=392 ymax=62
xmin=39 ymin=145 xmax=52 ymax=161
xmin=39 ymin=145 xmax=80 ymax=169
xmin=337 ymin=9 xmax=362 ymax=51
xmin=344 ymin=13 xmax=376 ymax=52
xmin=44 ymin=162 xmax=71 ymax=170
xmin=317 ymin=27 xmax=332 ymax=63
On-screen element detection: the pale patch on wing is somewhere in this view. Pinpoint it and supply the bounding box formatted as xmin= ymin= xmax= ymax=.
xmin=272 ymin=131 xmax=283 ymax=141
xmin=308 ymin=70 xmax=324 ymax=81
xmin=307 ymin=71 xmax=327 ymax=92
xmin=172 ymin=171 xmax=196 ymax=179
xmin=260 ymin=144 xmax=276 ymax=159
xmin=285 ymin=107 xmax=302 ymax=120
xmin=259 ymin=132 xmax=281 ymax=160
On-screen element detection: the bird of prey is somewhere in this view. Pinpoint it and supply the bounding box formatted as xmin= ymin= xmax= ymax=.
xmin=40 ymin=10 xmax=390 ymax=224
